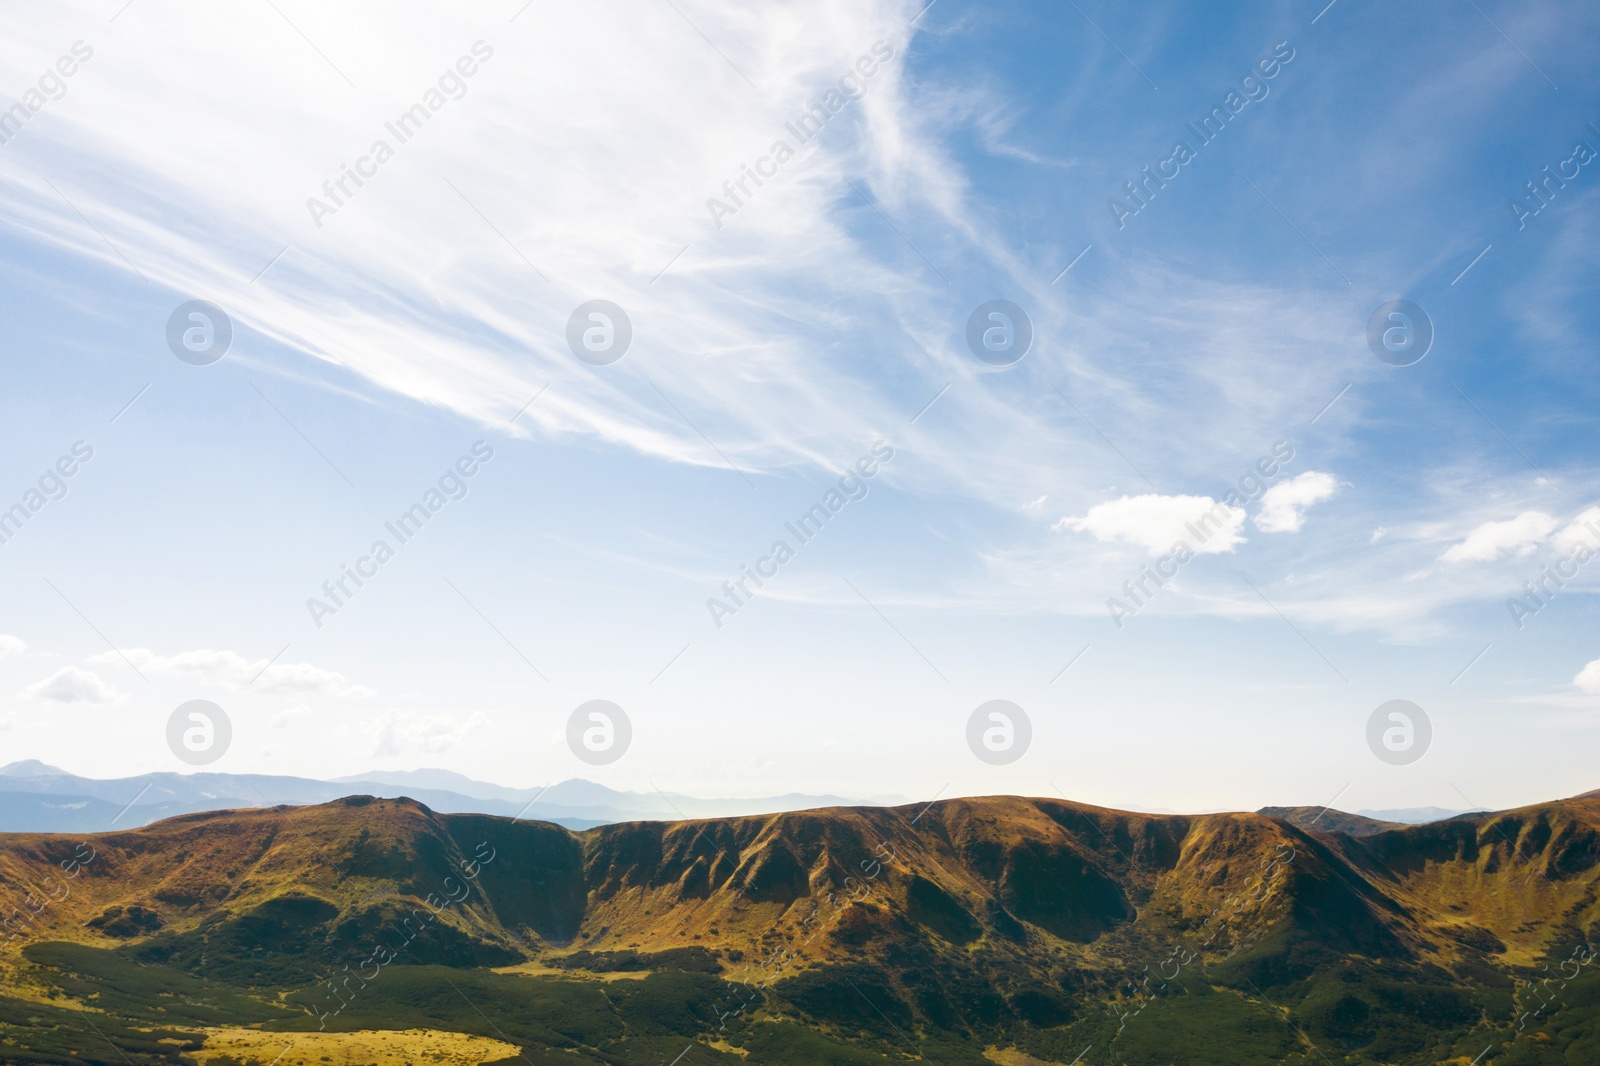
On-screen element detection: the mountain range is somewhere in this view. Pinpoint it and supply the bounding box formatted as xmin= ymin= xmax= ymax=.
xmin=0 ymin=785 xmax=1595 ymax=1064
xmin=0 ymin=760 xmax=1472 ymax=835
xmin=0 ymin=760 xmax=885 ymax=833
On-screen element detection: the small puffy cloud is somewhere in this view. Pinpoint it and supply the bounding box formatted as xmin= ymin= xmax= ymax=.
xmin=272 ymin=703 xmax=315 ymax=729
xmin=251 ymin=660 xmax=375 ymax=698
xmin=1254 ymin=471 xmax=1338 ymax=533
xmin=1055 ymin=494 xmax=1246 ymax=555
xmin=1021 ymin=495 xmax=1048 ymax=512
xmin=0 ymin=635 xmax=24 ymax=659
xmin=89 ymin=648 xmax=373 ymax=697
xmin=365 ymin=711 xmax=488 ymax=757
xmin=22 ymin=667 xmax=125 ymax=705
xmin=1441 ymin=511 xmax=1559 ymax=563
xmin=1576 ymin=658 xmax=1600 ymax=695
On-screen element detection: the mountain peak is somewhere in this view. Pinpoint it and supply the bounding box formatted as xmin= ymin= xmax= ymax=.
xmin=0 ymin=759 xmax=69 ymax=777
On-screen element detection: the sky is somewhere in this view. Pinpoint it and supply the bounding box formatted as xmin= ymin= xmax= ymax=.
xmin=0 ymin=0 xmax=1597 ymax=816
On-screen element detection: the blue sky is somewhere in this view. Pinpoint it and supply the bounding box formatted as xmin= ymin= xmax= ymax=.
xmin=0 ymin=0 xmax=1596 ymax=814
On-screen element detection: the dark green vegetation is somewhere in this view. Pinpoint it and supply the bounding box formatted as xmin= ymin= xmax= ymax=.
xmin=0 ymin=790 xmax=1596 ymax=1064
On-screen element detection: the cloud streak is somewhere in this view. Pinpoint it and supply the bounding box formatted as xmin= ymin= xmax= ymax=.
xmin=88 ymin=649 xmax=373 ymax=698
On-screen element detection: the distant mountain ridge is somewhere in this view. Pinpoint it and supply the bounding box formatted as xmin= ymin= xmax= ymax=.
xmin=0 ymin=760 xmax=1511 ymax=836
xmin=0 ymin=761 xmax=887 ymax=833
xmin=1356 ymin=805 xmax=1480 ymax=823
xmin=1258 ymin=804 xmax=1487 ymax=837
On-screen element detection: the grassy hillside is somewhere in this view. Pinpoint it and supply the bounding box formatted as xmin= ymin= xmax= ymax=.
xmin=0 ymin=791 xmax=1595 ymax=1064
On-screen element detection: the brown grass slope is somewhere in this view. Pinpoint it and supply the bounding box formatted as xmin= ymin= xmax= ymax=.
xmin=0 ymin=796 xmax=584 ymax=981
xmin=1310 ymin=793 xmax=1600 ymax=968
xmin=1 ymin=790 xmax=1596 ymax=986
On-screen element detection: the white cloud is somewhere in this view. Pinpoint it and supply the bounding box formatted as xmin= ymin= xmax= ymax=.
xmin=0 ymin=635 xmax=24 ymax=659
xmin=0 ymin=0 xmax=1373 ymax=538
xmin=272 ymin=703 xmax=315 ymax=729
xmin=1021 ymin=495 xmax=1048 ymax=511
xmin=1441 ymin=511 xmax=1559 ymax=563
xmin=21 ymin=667 xmax=125 ymax=704
xmin=1554 ymin=507 xmax=1600 ymax=554
xmin=0 ymin=0 xmax=935 ymax=486
xmin=1576 ymin=658 xmax=1600 ymax=695
xmin=1055 ymin=494 xmax=1246 ymax=555
xmin=88 ymin=648 xmax=373 ymax=697
xmin=1254 ymin=471 xmax=1338 ymax=533
xmin=0 ymin=3 xmax=1586 ymax=648
xmin=365 ymin=711 xmax=488 ymax=757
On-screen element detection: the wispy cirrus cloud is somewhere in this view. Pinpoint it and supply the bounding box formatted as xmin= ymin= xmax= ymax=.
xmin=0 ymin=0 xmax=1368 ymax=519
xmin=2 ymin=0 xmax=1596 ymax=654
